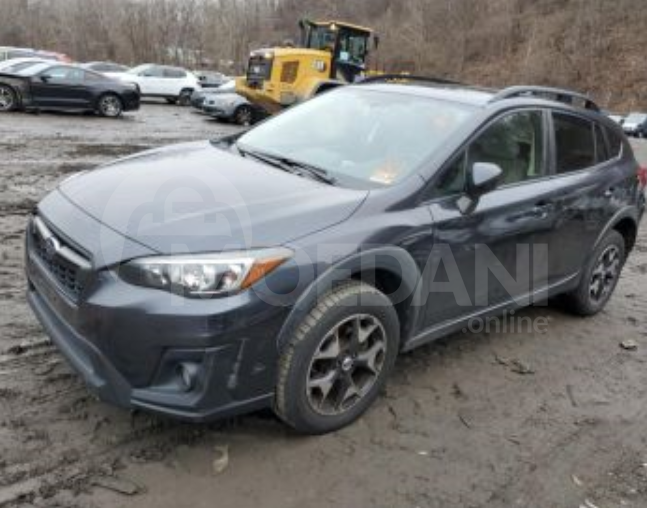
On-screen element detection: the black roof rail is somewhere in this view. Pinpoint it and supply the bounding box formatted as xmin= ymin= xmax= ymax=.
xmin=358 ymin=74 xmax=463 ymax=86
xmin=490 ymin=86 xmax=600 ymax=112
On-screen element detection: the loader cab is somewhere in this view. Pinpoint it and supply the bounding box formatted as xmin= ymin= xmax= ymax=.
xmin=300 ymin=20 xmax=375 ymax=83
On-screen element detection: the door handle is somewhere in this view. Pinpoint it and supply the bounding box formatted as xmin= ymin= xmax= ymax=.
xmin=530 ymin=201 xmax=554 ymax=219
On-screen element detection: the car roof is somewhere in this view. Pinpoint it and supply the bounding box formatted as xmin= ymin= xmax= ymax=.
xmin=357 ymin=83 xmax=496 ymax=107
xmin=354 ymin=79 xmax=607 ymax=120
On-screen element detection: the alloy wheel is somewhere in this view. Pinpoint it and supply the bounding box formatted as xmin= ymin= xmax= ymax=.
xmin=236 ymin=106 xmax=253 ymax=126
xmin=0 ymin=86 xmax=15 ymax=112
xmin=306 ymin=314 xmax=387 ymax=416
xmin=100 ymin=95 xmax=122 ymax=117
xmin=589 ymin=244 xmax=621 ymax=304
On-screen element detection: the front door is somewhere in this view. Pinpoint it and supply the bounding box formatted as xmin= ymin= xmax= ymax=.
xmin=30 ymin=66 xmax=89 ymax=109
xmin=422 ymin=110 xmax=557 ymax=328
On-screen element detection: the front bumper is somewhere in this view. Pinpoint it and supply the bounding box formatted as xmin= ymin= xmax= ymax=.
xmin=25 ymin=210 xmax=289 ymax=421
xmin=202 ymin=103 xmax=231 ymax=118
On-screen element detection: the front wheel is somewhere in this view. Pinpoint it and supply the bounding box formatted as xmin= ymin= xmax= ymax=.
xmin=561 ymin=230 xmax=626 ymax=316
xmin=233 ymin=105 xmax=254 ymax=126
xmin=0 ymin=85 xmax=18 ymax=112
xmin=275 ymin=281 xmax=399 ymax=434
xmin=97 ymin=94 xmax=123 ymax=118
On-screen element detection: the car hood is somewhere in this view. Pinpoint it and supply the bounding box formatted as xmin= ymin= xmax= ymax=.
xmin=205 ymin=92 xmax=241 ymax=102
xmin=58 ymin=141 xmax=368 ymax=254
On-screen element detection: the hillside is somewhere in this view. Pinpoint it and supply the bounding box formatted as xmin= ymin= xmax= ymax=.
xmin=1 ymin=0 xmax=645 ymax=111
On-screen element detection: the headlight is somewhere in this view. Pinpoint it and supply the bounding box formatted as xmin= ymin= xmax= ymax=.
xmin=119 ymin=248 xmax=292 ymax=297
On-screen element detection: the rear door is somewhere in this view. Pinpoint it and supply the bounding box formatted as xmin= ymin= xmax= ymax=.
xmin=162 ymin=67 xmax=187 ymax=97
xmin=138 ymin=65 xmax=165 ymax=95
xmin=538 ymin=111 xmax=634 ymax=281
xmin=422 ymin=109 xmax=557 ymax=328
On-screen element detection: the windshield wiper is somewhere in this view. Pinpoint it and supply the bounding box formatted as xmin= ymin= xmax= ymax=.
xmin=237 ymin=145 xmax=337 ymax=185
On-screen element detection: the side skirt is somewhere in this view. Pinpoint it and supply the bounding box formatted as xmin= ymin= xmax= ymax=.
xmin=402 ymin=273 xmax=580 ymax=352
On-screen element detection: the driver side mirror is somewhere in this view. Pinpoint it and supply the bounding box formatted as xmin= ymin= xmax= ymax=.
xmin=40 ymin=74 xmax=51 ymax=83
xmin=456 ymin=162 xmax=503 ymax=214
xmin=467 ymin=162 xmax=503 ymax=199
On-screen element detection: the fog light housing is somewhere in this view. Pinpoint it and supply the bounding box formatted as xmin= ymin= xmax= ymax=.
xmin=177 ymin=362 xmax=200 ymax=392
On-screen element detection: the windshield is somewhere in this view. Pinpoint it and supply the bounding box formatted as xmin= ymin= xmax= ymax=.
xmin=16 ymin=63 xmax=51 ymax=76
xmin=237 ymin=88 xmax=474 ymax=187
xmin=4 ymin=60 xmax=44 ymax=73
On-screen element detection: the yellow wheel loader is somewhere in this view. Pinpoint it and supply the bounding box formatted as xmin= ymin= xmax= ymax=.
xmin=235 ymin=19 xmax=379 ymax=114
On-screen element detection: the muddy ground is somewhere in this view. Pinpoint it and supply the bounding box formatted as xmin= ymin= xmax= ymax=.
xmin=0 ymin=103 xmax=646 ymax=508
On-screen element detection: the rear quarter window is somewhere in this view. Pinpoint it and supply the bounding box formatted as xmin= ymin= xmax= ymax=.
xmin=605 ymin=126 xmax=623 ymax=158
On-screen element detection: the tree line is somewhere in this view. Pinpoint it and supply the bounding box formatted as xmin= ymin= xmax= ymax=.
xmin=2 ymin=0 xmax=645 ymax=109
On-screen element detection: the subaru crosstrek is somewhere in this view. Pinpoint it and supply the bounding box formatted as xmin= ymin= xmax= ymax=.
xmin=26 ymin=78 xmax=646 ymax=434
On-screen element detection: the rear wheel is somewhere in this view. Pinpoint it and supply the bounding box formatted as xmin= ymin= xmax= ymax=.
xmin=234 ymin=105 xmax=254 ymax=126
xmin=97 ymin=94 xmax=123 ymax=118
xmin=560 ymin=230 xmax=626 ymax=316
xmin=178 ymin=89 xmax=193 ymax=107
xmin=275 ymin=281 xmax=399 ymax=434
xmin=0 ymin=85 xmax=17 ymax=112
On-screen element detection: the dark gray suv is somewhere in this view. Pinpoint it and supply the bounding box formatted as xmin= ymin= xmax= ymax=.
xmin=26 ymin=78 xmax=646 ymax=434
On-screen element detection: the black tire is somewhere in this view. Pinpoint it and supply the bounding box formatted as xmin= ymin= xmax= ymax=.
xmin=166 ymin=98 xmax=177 ymax=105
xmin=0 ymin=84 xmax=18 ymax=112
xmin=560 ymin=230 xmax=626 ymax=316
xmin=234 ymin=105 xmax=254 ymax=126
xmin=275 ymin=281 xmax=399 ymax=434
xmin=178 ymin=89 xmax=193 ymax=107
xmin=97 ymin=93 xmax=123 ymax=118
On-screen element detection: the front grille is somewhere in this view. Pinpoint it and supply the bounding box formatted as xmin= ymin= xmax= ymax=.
xmin=29 ymin=216 xmax=91 ymax=301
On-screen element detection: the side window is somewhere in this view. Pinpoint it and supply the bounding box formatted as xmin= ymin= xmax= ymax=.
xmin=468 ymin=111 xmax=545 ymax=185
xmin=45 ymin=66 xmax=70 ymax=79
xmin=594 ymin=124 xmax=609 ymax=163
xmin=163 ymin=68 xmax=186 ymax=78
xmin=553 ymin=113 xmax=595 ymax=173
xmin=141 ymin=66 xmax=163 ymax=77
xmin=605 ymin=127 xmax=623 ymax=158
xmin=84 ymin=71 xmax=103 ymax=82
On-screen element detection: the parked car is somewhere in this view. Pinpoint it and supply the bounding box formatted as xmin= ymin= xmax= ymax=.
xmin=607 ymin=114 xmax=624 ymax=126
xmin=112 ymin=64 xmax=200 ymax=105
xmin=0 ymin=57 xmax=48 ymax=73
xmin=195 ymin=70 xmax=229 ymax=88
xmin=0 ymin=62 xmax=140 ymax=117
xmin=81 ymin=62 xmax=130 ymax=74
xmin=26 ymin=79 xmax=645 ymax=434
xmin=0 ymin=46 xmax=37 ymax=61
xmin=202 ymin=91 xmax=265 ymax=125
xmin=190 ymin=80 xmax=235 ymax=110
xmin=622 ymin=112 xmax=647 ymax=137
xmin=35 ymin=50 xmax=72 ymax=63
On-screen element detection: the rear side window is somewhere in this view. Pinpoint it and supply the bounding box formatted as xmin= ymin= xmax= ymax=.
xmin=553 ymin=113 xmax=595 ymax=173
xmin=84 ymin=71 xmax=103 ymax=82
xmin=163 ymin=68 xmax=186 ymax=78
xmin=142 ymin=66 xmax=164 ymax=77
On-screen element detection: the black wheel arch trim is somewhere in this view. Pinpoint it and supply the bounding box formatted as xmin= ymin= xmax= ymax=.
xmin=592 ymin=206 xmax=640 ymax=255
xmin=275 ymin=246 xmax=423 ymax=352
